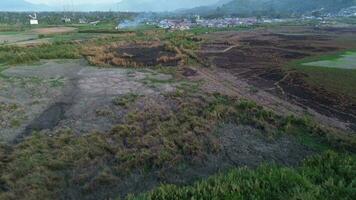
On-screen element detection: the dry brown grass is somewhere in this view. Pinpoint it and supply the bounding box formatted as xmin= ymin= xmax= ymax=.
xmin=83 ymin=41 xmax=184 ymax=67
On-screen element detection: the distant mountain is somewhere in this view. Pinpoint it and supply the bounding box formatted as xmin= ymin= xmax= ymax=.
xmin=182 ymin=0 xmax=356 ymax=17
xmin=221 ymin=0 xmax=356 ymax=14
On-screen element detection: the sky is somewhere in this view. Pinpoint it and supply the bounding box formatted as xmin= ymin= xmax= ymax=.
xmin=26 ymin=0 xmax=118 ymax=5
xmin=24 ymin=0 xmax=221 ymax=11
xmin=25 ymin=0 xmax=219 ymax=6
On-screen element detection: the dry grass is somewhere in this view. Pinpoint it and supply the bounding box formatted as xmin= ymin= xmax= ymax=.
xmin=0 ymin=89 xmax=354 ymax=199
xmin=82 ymin=41 xmax=186 ymax=67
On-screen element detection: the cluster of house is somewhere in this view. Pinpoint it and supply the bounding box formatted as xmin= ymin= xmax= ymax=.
xmin=337 ymin=6 xmax=356 ymax=17
xmin=158 ymin=19 xmax=192 ymax=30
xmin=27 ymin=13 xmax=100 ymax=26
xmin=196 ymin=17 xmax=258 ymax=28
xmin=157 ymin=17 xmax=259 ymax=30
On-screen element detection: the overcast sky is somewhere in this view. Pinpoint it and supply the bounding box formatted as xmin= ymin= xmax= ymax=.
xmin=26 ymin=0 xmax=120 ymax=5
xmin=23 ymin=0 xmax=221 ymax=11
xmin=25 ymin=0 xmax=220 ymax=6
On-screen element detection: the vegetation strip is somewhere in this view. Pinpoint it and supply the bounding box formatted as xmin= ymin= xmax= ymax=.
xmin=132 ymin=151 xmax=355 ymax=200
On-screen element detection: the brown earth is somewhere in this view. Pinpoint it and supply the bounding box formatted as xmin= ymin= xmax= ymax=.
xmin=197 ymin=26 xmax=356 ymax=131
xmin=31 ymin=27 xmax=77 ymax=35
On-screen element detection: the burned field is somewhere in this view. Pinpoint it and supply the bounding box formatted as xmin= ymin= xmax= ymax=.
xmin=1 ymin=24 xmax=356 ymax=199
xmin=84 ymin=42 xmax=183 ymax=67
xmin=198 ymin=27 xmax=356 ymax=129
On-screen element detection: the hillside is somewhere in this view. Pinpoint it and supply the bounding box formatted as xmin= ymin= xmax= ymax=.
xmin=183 ymin=0 xmax=356 ymax=17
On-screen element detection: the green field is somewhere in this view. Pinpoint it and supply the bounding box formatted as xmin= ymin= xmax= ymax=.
xmin=134 ymin=151 xmax=355 ymax=200
xmin=302 ymin=51 xmax=356 ymax=69
xmin=290 ymin=51 xmax=356 ymax=100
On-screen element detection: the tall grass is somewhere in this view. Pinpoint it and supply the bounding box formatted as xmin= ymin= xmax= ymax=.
xmin=0 ymin=42 xmax=81 ymax=65
xmin=0 ymin=93 xmax=354 ymax=199
xmin=135 ymin=151 xmax=355 ymax=200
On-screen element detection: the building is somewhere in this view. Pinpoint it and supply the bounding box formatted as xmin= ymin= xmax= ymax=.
xmin=29 ymin=13 xmax=38 ymax=25
xmin=30 ymin=19 xmax=38 ymax=25
xmin=62 ymin=17 xmax=71 ymax=23
xmin=79 ymin=19 xmax=87 ymax=24
xmin=89 ymin=21 xmax=100 ymax=26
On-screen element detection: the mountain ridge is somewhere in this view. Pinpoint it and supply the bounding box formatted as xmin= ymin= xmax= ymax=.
xmin=181 ymin=0 xmax=356 ymax=17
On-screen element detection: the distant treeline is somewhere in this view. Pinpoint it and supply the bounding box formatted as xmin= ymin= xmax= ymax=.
xmin=0 ymin=12 xmax=138 ymax=25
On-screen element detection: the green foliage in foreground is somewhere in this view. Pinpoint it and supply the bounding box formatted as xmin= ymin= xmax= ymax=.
xmin=0 ymin=93 xmax=354 ymax=199
xmin=289 ymin=50 xmax=356 ymax=100
xmin=133 ymin=151 xmax=356 ymax=200
xmin=0 ymin=42 xmax=80 ymax=65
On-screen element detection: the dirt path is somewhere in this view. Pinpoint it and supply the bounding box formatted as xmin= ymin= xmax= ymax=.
xmin=196 ymin=66 xmax=351 ymax=131
xmin=31 ymin=27 xmax=77 ymax=35
xmin=195 ymin=44 xmax=240 ymax=54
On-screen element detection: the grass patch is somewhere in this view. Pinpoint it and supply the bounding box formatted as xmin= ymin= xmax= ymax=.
xmin=288 ymin=50 xmax=356 ymax=100
xmin=112 ymin=93 xmax=140 ymax=108
xmin=0 ymin=102 xmax=26 ymax=129
xmin=134 ymin=151 xmax=355 ymax=200
xmin=302 ymin=51 xmax=356 ymax=69
xmin=0 ymin=42 xmax=80 ymax=65
xmin=0 ymin=92 xmax=354 ymax=199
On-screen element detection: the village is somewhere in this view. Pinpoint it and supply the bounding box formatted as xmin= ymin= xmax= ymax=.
xmin=156 ymin=16 xmax=259 ymax=30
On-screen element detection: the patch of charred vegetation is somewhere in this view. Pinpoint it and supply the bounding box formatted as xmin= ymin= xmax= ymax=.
xmin=83 ymin=42 xmax=184 ymax=68
xmin=0 ymin=92 xmax=353 ymax=199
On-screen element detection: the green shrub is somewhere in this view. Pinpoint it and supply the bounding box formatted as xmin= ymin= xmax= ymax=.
xmin=136 ymin=151 xmax=356 ymax=200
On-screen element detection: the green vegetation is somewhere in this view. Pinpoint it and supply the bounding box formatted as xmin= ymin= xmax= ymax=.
xmin=1 ymin=91 xmax=351 ymax=199
xmin=0 ymin=42 xmax=80 ymax=65
xmin=134 ymin=151 xmax=355 ymax=200
xmin=302 ymin=51 xmax=356 ymax=70
xmin=0 ymin=24 xmax=27 ymax=32
xmin=164 ymin=31 xmax=202 ymax=50
xmin=112 ymin=93 xmax=140 ymax=108
xmin=187 ymin=25 xmax=261 ymax=35
xmin=0 ymin=102 xmax=26 ymax=129
xmin=195 ymin=0 xmax=356 ymax=18
xmin=289 ymin=51 xmax=356 ymax=100
xmin=0 ymin=12 xmax=136 ymax=26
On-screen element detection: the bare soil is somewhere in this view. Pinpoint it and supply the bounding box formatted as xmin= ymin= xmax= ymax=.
xmin=198 ymin=26 xmax=356 ymax=131
xmin=31 ymin=27 xmax=77 ymax=35
xmin=0 ymin=59 xmax=176 ymax=143
xmin=0 ymin=59 xmax=320 ymax=199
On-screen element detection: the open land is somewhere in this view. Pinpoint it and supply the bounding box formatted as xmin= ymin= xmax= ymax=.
xmin=0 ymin=23 xmax=355 ymax=199
xmin=198 ymin=26 xmax=356 ymax=130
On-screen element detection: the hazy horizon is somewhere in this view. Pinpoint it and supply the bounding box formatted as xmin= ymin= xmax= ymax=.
xmin=0 ymin=0 xmax=222 ymax=12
